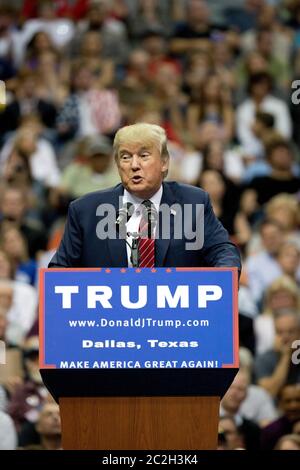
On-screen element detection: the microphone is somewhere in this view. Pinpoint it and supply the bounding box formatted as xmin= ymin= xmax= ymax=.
xmin=116 ymin=202 xmax=134 ymax=227
xmin=141 ymin=200 xmax=158 ymax=238
xmin=130 ymin=237 xmax=139 ymax=267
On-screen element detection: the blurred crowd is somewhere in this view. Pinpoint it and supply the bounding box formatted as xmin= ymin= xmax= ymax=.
xmin=0 ymin=0 xmax=300 ymax=451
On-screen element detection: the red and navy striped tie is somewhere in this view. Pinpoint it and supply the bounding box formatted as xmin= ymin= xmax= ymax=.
xmin=138 ymin=200 xmax=155 ymax=268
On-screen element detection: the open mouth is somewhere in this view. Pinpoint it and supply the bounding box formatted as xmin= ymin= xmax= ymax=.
xmin=132 ymin=176 xmax=143 ymax=183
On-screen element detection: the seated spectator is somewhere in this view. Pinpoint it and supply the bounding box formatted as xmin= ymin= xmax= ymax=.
xmin=182 ymin=138 xmax=245 ymax=187
xmin=241 ymin=4 xmax=292 ymax=70
xmin=249 ymin=138 xmax=300 ymax=205
xmin=243 ymin=111 xmax=275 ymax=171
xmin=78 ymin=31 xmax=114 ymax=89
xmin=120 ymin=49 xmax=152 ymax=96
xmin=0 ymin=146 xmax=47 ymax=222
xmin=56 ymin=60 xmax=121 ymax=141
xmin=170 ymin=0 xmax=223 ymax=57
xmin=0 ymin=120 xmax=61 ymax=189
xmin=0 ymin=224 xmax=37 ymax=285
xmin=236 ymin=72 xmax=292 ymax=159
xmin=23 ymin=31 xmax=57 ymax=71
xmin=0 ymin=68 xmax=57 ymax=138
xmin=187 ymin=73 xmax=234 ymax=146
xmin=254 ymin=276 xmax=300 ymax=355
xmin=131 ymin=62 xmax=187 ymax=144
xmin=199 ymin=169 xmax=238 ymax=234
xmin=34 ymin=49 xmax=69 ymax=108
xmin=59 ymin=135 xmax=119 ymax=199
xmin=220 ymin=370 xmax=261 ymax=450
xmin=277 ymin=242 xmax=300 ymax=282
xmin=21 ymin=1 xmax=74 ymax=52
xmin=233 ymin=189 xmax=262 ymax=251
xmin=261 ymin=384 xmax=300 ymax=450
xmin=0 ymin=185 xmax=47 ymax=258
xmin=201 ymin=140 xmax=244 ymax=184
xmin=140 ymin=28 xmax=181 ymax=80
xmin=7 ymin=336 xmax=48 ymax=435
xmin=250 ymin=29 xmax=291 ymax=92
xmin=127 ymin=0 xmax=173 ymax=39
xmin=75 ymin=0 xmax=129 ymax=65
xmin=246 ymin=220 xmax=285 ymax=305
xmin=255 ymin=310 xmax=300 ymax=397
xmin=264 ymin=193 xmax=300 ymax=241
xmin=218 ymin=416 xmax=244 ymax=450
xmin=239 ymin=347 xmax=278 ymax=426
xmin=20 ymin=401 xmax=61 ymax=450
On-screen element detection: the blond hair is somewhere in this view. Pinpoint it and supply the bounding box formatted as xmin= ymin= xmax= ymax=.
xmin=265 ymin=194 xmax=299 ymax=228
xmin=113 ymin=123 xmax=170 ymax=177
xmin=264 ymin=275 xmax=300 ymax=313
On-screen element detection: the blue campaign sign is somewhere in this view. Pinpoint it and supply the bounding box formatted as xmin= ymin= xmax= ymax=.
xmin=39 ymin=268 xmax=238 ymax=369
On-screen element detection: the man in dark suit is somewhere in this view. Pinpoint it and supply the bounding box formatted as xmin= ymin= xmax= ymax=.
xmin=49 ymin=123 xmax=241 ymax=270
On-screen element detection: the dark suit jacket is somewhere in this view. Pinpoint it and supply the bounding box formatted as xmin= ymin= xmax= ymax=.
xmin=49 ymin=182 xmax=241 ymax=270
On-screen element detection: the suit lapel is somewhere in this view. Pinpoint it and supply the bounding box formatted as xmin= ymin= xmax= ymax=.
xmin=155 ymin=183 xmax=177 ymax=267
xmin=106 ymin=184 xmax=128 ymax=267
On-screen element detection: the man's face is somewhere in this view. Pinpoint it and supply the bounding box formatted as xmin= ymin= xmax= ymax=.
xmin=275 ymin=315 xmax=299 ymax=347
xmin=37 ymin=403 xmax=61 ymax=436
xmin=218 ymin=418 xmax=243 ymax=450
xmin=1 ymin=189 xmax=26 ymax=221
xmin=116 ymin=141 xmax=168 ymax=199
xmin=221 ymin=372 xmax=248 ymax=414
xmin=261 ymin=223 xmax=283 ymax=255
xmin=270 ymin=146 xmax=293 ymax=171
xmin=89 ymin=154 xmax=111 ymax=173
xmin=269 ymin=289 xmax=296 ymax=312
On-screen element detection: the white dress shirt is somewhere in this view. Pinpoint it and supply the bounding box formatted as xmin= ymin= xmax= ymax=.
xmin=122 ymin=186 xmax=163 ymax=266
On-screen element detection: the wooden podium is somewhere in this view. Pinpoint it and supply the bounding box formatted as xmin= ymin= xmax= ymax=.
xmin=59 ymin=396 xmax=220 ymax=449
xmin=41 ymin=368 xmax=237 ymax=450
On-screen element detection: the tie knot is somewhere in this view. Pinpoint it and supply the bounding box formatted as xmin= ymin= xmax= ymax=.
xmin=142 ymin=200 xmax=152 ymax=209
xmin=139 ymin=200 xmax=157 ymax=238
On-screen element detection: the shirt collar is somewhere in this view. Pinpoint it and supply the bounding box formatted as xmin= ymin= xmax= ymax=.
xmin=123 ymin=186 xmax=163 ymax=214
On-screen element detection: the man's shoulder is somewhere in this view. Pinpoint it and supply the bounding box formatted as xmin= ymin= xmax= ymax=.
xmin=164 ymin=182 xmax=208 ymax=203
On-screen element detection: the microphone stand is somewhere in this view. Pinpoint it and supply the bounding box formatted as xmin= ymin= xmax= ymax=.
xmin=127 ymin=231 xmax=140 ymax=267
